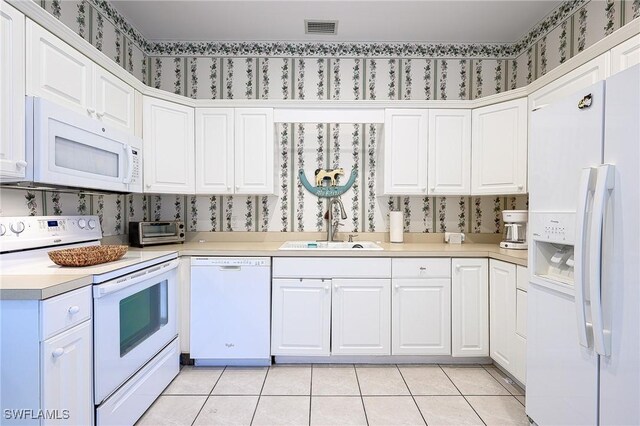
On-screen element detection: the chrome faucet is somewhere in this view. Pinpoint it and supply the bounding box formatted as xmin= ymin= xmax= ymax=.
xmin=326 ymin=198 xmax=347 ymax=242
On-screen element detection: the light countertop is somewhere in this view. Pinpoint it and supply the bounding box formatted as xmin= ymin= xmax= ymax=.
xmin=0 ymin=250 xmax=176 ymax=300
xmin=0 ymin=274 xmax=94 ymax=300
xmin=1 ymin=240 xmax=526 ymax=300
xmin=134 ymin=241 xmax=528 ymax=266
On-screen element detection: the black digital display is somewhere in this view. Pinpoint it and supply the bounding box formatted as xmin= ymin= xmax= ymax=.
xmin=47 ymin=220 xmax=58 ymax=227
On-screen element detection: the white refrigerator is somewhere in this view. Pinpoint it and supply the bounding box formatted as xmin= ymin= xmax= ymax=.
xmin=527 ymin=64 xmax=639 ymax=425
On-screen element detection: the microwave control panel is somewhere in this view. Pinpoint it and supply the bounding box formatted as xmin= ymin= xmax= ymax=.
xmin=130 ymin=148 xmax=141 ymax=185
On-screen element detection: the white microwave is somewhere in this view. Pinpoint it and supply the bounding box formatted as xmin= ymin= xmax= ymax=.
xmin=5 ymin=97 xmax=142 ymax=193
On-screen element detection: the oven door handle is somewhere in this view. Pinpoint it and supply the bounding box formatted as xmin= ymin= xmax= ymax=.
xmin=93 ymin=259 xmax=179 ymax=298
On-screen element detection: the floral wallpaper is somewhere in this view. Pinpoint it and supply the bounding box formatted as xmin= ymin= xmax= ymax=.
xmin=9 ymin=0 xmax=634 ymax=235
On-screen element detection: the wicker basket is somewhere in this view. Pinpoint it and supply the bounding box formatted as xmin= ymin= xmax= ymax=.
xmin=48 ymin=245 xmax=128 ymax=267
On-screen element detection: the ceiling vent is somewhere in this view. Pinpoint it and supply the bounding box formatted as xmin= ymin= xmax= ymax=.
xmin=305 ymin=20 xmax=338 ymax=35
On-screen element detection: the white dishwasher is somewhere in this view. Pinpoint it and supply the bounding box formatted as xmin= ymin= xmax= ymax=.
xmin=190 ymin=257 xmax=271 ymax=365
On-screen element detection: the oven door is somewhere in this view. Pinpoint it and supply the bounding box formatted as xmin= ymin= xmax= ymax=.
xmin=93 ymin=259 xmax=178 ymax=404
xmin=32 ymin=97 xmax=134 ymax=192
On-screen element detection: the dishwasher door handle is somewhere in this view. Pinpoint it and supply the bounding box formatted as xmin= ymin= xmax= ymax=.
xmin=218 ymin=266 xmax=242 ymax=271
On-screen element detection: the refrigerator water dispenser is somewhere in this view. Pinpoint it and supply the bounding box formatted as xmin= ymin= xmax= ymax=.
xmin=532 ymin=241 xmax=575 ymax=286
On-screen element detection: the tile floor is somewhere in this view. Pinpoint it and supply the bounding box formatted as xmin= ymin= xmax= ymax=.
xmin=137 ymin=364 xmax=527 ymax=426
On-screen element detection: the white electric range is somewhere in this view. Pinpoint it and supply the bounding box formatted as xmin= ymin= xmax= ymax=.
xmin=0 ymin=215 xmax=180 ymax=426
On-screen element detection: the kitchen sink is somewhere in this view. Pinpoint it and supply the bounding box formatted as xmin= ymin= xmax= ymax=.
xmin=279 ymin=241 xmax=384 ymax=250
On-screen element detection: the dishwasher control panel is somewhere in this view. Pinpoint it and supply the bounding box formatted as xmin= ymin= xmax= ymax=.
xmin=191 ymin=257 xmax=270 ymax=267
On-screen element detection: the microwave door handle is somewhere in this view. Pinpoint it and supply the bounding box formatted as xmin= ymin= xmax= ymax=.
xmin=575 ymin=167 xmax=595 ymax=348
xmin=93 ymin=259 xmax=179 ymax=298
xmin=589 ymin=164 xmax=614 ymax=356
xmin=123 ymin=144 xmax=134 ymax=184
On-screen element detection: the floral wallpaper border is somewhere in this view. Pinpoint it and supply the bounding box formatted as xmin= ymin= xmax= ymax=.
xmin=85 ymin=0 xmax=149 ymax=51
xmin=511 ymin=0 xmax=589 ymax=55
xmin=144 ymin=41 xmax=515 ymax=59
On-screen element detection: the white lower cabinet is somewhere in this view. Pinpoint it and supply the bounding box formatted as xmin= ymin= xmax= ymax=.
xmin=391 ymin=258 xmax=451 ymax=356
xmin=451 ymin=258 xmax=489 ymax=357
xmin=489 ymin=260 xmax=528 ymax=385
xmin=271 ymin=258 xmax=391 ymax=357
xmin=392 ymin=278 xmax=451 ymax=355
xmin=489 ymin=259 xmax=517 ymax=370
xmin=271 ymin=278 xmax=331 ymax=356
xmin=0 ymin=286 xmax=93 ymax=425
xmin=513 ymin=265 xmax=529 ymax=384
xmin=42 ymin=320 xmax=93 ymax=426
xmin=513 ymin=289 xmax=528 ymax=384
xmin=332 ymin=279 xmax=391 ymax=355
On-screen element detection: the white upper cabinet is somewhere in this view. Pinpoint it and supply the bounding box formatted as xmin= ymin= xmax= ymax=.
xmin=610 ymin=35 xmax=640 ymax=76
xmin=234 ymin=108 xmax=274 ymax=195
xmin=0 ymin=2 xmax=26 ymax=179
xmin=471 ymin=98 xmax=527 ymax=195
xmin=27 ymin=20 xmax=93 ymax=115
xmin=26 ymin=20 xmax=135 ymax=134
xmin=383 ymin=109 xmax=428 ymax=195
xmin=195 ymin=108 xmax=234 ymax=194
xmin=143 ymin=96 xmax=195 ymax=193
xmin=93 ymin=66 xmax=135 ymax=133
xmin=428 ymin=109 xmax=471 ymax=195
xmin=451 ymin=258 xmax=489 ymax=357
xmin=332 ymin=279 xmax=391 ymax=356
xmin=529 ymin=54 xmax=609 ymax=111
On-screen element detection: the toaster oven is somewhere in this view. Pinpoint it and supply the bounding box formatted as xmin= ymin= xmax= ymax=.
xmin=129 ymin=221 xmax=185 ymax=247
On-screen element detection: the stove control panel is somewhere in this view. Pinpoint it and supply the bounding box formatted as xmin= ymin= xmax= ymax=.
xmin=0 ymin=216 xmax=102 ymax=253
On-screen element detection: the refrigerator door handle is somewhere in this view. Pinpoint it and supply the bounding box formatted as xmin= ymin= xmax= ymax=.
xmin=589 ymin=164 xmax=614 ymax=356
xmin=575 ymin=167 xmax=596 ymax=348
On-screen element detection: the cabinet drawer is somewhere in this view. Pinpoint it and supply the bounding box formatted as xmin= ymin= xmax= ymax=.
xmin=516 ymin=265 xmax=528 ymax=291
xmin=41 ymin=286 xmax=92 ymax=340
xmin=516 ymin=289 xmax=527 ymax=338
xmin=273 ymin=258 xmax=391 ymax=278
xmin=392 ymin=258 xmax=451 ymax=278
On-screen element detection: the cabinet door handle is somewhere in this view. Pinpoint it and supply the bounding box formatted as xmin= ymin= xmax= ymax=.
xmin=52 ymin=348 xmax=64 ymax=358
xmin=68 ymin=306 xmax=80 ymax=315
xmin=227 ymin=186 xmax=231 ymax=191
xmin=145 ymin=184 xmax=151 ymax=188
xmin=455 ymin=264 xmax=461 ymax=272
xmin=16 ymin=160 xmax=27 ymax=168
xmin=430 ymin=187 xmax=435 ymax=191
xmin=334 ymin=284 xmax=340 ymax=289
xmin=517 ymin=184 xmax=524 ymax=190
xmin=87 ymin=107 xmax=96 ymax=115
xmin=324 ymin=285 xmax=329 ymax=292
xmin=394 ymin=284 xmax=400 ymax=290
xmin=96 ymin=111 xmax=105 ymax=119
xmin=422 ymin=186 xmax=427 ymax=192
xmin=235 ymin=185 xmax=239 ymax=190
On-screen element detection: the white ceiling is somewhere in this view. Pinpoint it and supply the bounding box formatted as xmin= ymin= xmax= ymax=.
xmin=110 ymin=0 xmax=563 ymax=43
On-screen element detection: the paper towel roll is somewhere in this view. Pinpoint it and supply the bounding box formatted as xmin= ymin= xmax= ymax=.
xmin=389 ymin=211 xmax=403 ymax=243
